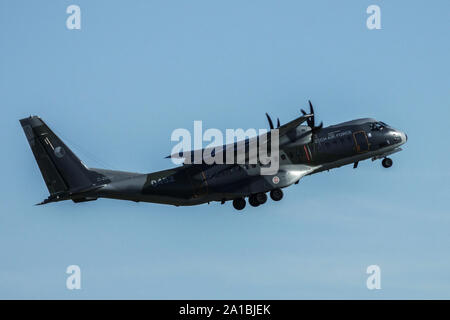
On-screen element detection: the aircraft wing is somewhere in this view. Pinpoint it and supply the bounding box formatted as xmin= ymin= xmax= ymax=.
xmin=166 ymin=135 xmax=259 ymax=163
xmin=165 ymin=113 xmax=313 ymax=162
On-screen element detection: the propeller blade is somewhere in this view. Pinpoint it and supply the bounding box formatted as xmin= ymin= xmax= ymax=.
xmin=308 ymin=100 xmax=314 ymax=115
xmin=277 ymin=118 xmax=280 ymax=128
xmin=265 ymin=113 xmax=274 ymax=130
xmin=316 ymin=121 xmax=323 ymax=130
xmin=308 ymin=100 xmax=315 ymax=128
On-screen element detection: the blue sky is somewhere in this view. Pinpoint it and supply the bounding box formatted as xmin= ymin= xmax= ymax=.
xmin=1 ymin=0 xmax=449 ymax=299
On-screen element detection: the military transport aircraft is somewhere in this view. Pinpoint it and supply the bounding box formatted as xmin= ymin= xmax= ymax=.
xmin=20 ymin=101 xmax=407 ymax=210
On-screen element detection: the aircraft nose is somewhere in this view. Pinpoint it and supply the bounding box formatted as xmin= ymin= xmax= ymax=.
xmin=399 ymin=131 xmax=407 ymax=144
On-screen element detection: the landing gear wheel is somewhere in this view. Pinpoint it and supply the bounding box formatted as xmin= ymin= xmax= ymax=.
xmin=382 ymin=157 xmax=393 ymax=168
xmin=256 ymin=193 xmax=267 ymax=205
xmin=270 ymin=188 xmax=283 ymax=201
xmin=249 ymin=195 xmax=260 ymax=207
xmin=232 ymin=198 xmax=246 ymax=210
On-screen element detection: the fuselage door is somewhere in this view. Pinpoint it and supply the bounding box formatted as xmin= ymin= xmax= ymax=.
xmin=353 ymin=131 xmax=370 ymax=153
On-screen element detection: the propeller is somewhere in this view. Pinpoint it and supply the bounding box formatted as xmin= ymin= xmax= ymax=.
xmin=300 ymin=100 xmax=323 ymax=143
xmin=301 ymin=100 xmax=323 ymax=133
xmin=265 ymin=113 xmax=281 ymax=130
xmin=265 ymin=99 xmax=323 ymax=139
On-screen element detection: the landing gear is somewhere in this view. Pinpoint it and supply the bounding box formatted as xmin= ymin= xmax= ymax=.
xmin=248 ymin=193 xmax=268 ymax=207
xmin=270 ymin=188 xmax=283 ymax=201
xmin=234 ymin=191 xmax=275 ymax=210
xmin=232 ymin=198 xmax=246 ymax=210
xmin=256 ymin=193 xmax=267 ymax=205
xmin=249 ymin=194 xmax=260 ymax=207
xmin=382 ymin=157 xmax=393 ymax=168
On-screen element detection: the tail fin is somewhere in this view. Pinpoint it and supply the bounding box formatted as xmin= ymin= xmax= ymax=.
xmin=20 ymin=116 xmax=101 ymax=199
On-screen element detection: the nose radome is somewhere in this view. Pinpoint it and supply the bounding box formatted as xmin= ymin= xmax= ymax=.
xmin=399 ymin=131 xmax=407 ymax=143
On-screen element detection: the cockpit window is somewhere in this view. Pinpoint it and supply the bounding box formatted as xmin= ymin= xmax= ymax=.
xmin=370 ymin=122 xmax=386 ymax=131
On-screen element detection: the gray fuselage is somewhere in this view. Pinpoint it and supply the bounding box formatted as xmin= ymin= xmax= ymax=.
xmin=88 ymin=118 xmax=407 ymax=206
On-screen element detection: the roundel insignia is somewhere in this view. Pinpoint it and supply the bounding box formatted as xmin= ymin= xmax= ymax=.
xmin=54 ymin=146 xmax=65 ymax=158
xmin=272 ymin=176 xmax=280 ymax=184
